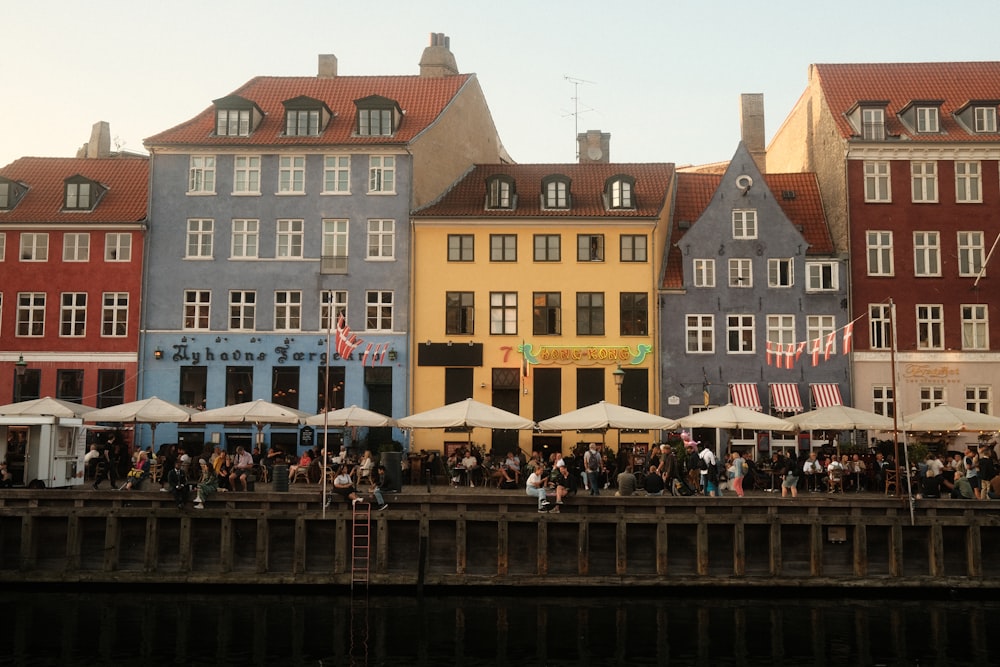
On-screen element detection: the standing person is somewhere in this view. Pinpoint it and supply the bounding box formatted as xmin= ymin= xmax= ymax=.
xmin=193 ymin=459 xmax=217 ymax=509
xmin=963 ymin=446 xmax=981 ymax=499
xmin=697 ymin=442 xmax=718 ymax=497
xmin=781 ymin=452 xmax=799 ymax=498
xmin=584 ymin=443 xmax=603 ymax=496
xmin=229 ymin=445 xmax=254 ymax=491
xmin=166 ymin=457 xmax=189 ymax=509
xmin=730 ymin=450 xmax=746 ymax=498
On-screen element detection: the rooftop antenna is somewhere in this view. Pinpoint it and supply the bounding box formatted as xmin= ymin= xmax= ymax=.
xmin=563 ymin=75 xmax=596 ymax=160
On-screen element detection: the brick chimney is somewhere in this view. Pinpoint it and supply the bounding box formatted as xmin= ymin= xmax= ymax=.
xmin=419 ymin=33 xmax=458 ymax=77
xmin=577 ymin=130 xmax=610 ymax=164
xmin=77 ymin=121 xmax=111 ymax=158
xmin=318 ymin=54 xmax=338 ymax=78
xmin=740 ymin=93 xmax=766 ymax=173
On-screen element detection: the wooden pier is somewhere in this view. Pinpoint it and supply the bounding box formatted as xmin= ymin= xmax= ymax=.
xmin=1 ymin=488 xmax=998 ymax=588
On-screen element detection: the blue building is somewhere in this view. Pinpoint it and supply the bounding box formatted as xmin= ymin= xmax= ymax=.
xmin=140 ymin=35 xmax=509 ymax=456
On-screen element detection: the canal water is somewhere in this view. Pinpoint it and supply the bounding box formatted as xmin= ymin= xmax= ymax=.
xmin=1 ymin=587 xmax=994 ymax=666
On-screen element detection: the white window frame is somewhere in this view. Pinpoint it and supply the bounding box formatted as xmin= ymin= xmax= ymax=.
xmin=961 ymin=304 xmax=989 ymax=351
xmin=233 ymin=155 xmax=261 ymax=195
xmin=610 ymin=178 xmax=633 ymax=209
xmin=366 ymin=219 xmax=395 ymax=260
xmin=862 ymin=108 xmax=885 ymax=140
xmin=60 ymin=292 xmax=87 ymax=337
xmin=974 ymin=106 xmax=997 ymax=133
xmin=231 ymin=219 xmax=259 ymax=259
xmin=320 ymin=290 xmax=347 ymax=332
xmin=188 ymin=155 xmax=216 ymax=194
xmin=229 ymin=290 xmax=256 ymax=331
xmin=955 ymin=161 xmax=982 ymax=203
xmin=920 ymin=386 xmax=946 ymax=411
xmin=216 ymin=109 xmax=250 ymax=136
xmin=916 ymin=304 xmax=944 ymax=350
xmin=186 ymin=219 xmax=214 ymax=259
xmin=866 ymin=231 xmax=894 ymax=276
xmin=368 ymin=155 xmax=395 ymax=194
xmin=915 ymin=106 xmax=939 ymax=133
xmin=958 ymin=231 xmax=985 ymax=277
xmin=766 ymin=314 xmax=796 ymax=348
xmin=966 ymin=386 xmax=992 ymax=415
xmin=101 ymin=292 xmax=128 ymax=337
xmin=276 ymin=219 xmax=304 ymax=258
xmin=544 ymin=180 xmax=569 ymax=209
xmin=323 ymin=155 xmax=350 ymax=194
xmin=366 ymin=290 xmax=394 ymax=332
xmin=183 ymin=290 xmax=211 ymax=331
xmin=274 ymin=290 xmax=302 ymax=332
xmin=322 ymin=219 xmax=349 ymax=266
xmin=732 ymin=210 xmax=757 ymax=239
xmin=685 ymin=314 xmax=714 ymax=353
xmin=913 ymin=231 xmax=941 ymax=277
xmin=805 ymin=261 xmax=837 ymax=291
xmin=768 ymin=258 xmax=794 ymax=288
xmin=105 ymin=233 xmax=131 ymax=262
xmin=869 ymin=304 xmax=891 ymax=350
xmin=490 ymin=292 xmax=517 ymax=335
xmin=63 ymin=233 xmax=90 ymax=262
xmin=19 ymin=233 xmax=48 ymax=261
xmin=864 ymin=161 xmax=891 ymax=202
xmin=807 ymin=315 xmax=836 ymax=348
xmin=277 ymin=155 xmax=306 ymax=194
xmin=693 ymin=259 xmax=715 ymax=288
xmin=729 ymin=258 xmax=752 ymax=288
xmin=726 ymin=314 xmax=755 ymax=354
xmin=16 ymin=292 xmax=45 ymax=337
xmin=910 ymin=161 xmax=938 ymax=203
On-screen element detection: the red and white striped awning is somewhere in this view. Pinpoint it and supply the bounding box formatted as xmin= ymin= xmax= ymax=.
xmin=769 ymin=383 xmax=803 ymax=413
xmin=810 ymin=383 xmax=844 ymax=408
xmin=729 ymin=383 xmax=762 ymax=411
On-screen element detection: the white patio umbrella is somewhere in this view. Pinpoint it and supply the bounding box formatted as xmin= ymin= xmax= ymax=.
xmin=902 ymin=404 xmax=1000 ymax=432
xmin=786 ymin=404 xmax=895 ymax=432
xmin=84 ymin=396 xmax=200 ymax=448
xmin=677 ymin=404 xmax=795 ymax=431
xmin=537 ymin=401 xmax=678 ymax=431
xmin=397 ymin=398 xmax=535 ymax=430
xmin=305 ymin=405 xmax=396 ymax=428
xmin=190 ymin=399 xmax=309 ymax=425
xmin=0 ymin=396 xmax=95 ymax=418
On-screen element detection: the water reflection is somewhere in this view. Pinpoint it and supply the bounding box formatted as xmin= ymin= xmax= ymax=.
xmin=0 ymin=588 xmax=994 ymax=666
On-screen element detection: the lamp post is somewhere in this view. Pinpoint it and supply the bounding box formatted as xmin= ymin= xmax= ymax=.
xmin=612 ymin=364 xmax=625 ymax=406
xmin=13 ymin=354 xmax=27 ymax=403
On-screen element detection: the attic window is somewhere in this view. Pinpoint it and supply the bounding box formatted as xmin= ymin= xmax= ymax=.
xmin=975 ymin=106 xmax=997 ymax=133
xmin=916 ymin=106 xmax=939 ymax=133
xmin=605 ymin=175 xmax=635 ymax=209
xmin=64 ymin=176 xmax=103 ymax=211
xmin=782 ymin=190 xmax=796 ymax=200
xmin=861 ymin=107 xmax=885 ymax=141
xmin=0 ymin=177 xmax=27 ymax=211
xmin=541 ymin=175 xmax=571 ymax=210
xmin=213 ymin=95 xmax=262 ymax=137
xmin=486 ymin=175 xmax=515 ymax=209
xmin=282 ymin=96 xmax=331 ymax=136
xmin=355 ymin=95 xmax=402 ymax=136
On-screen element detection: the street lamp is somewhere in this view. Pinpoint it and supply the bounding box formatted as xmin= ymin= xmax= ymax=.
xmin=612 ymin=364 xmax=625 ymax=406
xmin=13 ymin=354 xmax=27 ymax=403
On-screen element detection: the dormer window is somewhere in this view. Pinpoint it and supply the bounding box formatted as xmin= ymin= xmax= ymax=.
xmin=605 ymin=175 xmax=635 ymax=209
xmin=64 ymin=175 xmax=104 ymax=211
xmin=955 ymin=101 xmax=1000 ymax=135
xmin=355 ymin=95 xmax=402 ymax=136
xmin=541 ymin=175 xmax=571 ymax=210
xmin=282 ymin=96 xmax=332 ymax=136
xmin=0 ymin=177 xmax=27 ymax=211
xmin=213 ymin=95 xmax=263 ymax=137
xmin=486 ymin=175 xmax=515 ymax=209
xmin=861 ymin=107 xmax=885 ymax=140
xmin=915 ymin=106 xmax=939 ymax=133
xmin=975 ymin=106 xmax=997 ymax=133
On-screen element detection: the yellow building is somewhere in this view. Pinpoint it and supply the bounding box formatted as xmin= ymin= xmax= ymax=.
xmin=410 ymin=143 xmax=674 ymax=459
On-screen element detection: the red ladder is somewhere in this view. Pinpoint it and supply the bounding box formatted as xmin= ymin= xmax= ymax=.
xmin=351 ymin=501 xmax=372 ymax=589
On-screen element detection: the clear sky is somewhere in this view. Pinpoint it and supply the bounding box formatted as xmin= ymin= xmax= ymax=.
xmin=4 ymin=0 xmax=1000 ymax=169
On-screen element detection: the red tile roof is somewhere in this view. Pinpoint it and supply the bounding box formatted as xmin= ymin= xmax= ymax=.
xmin=662 ymin=171 xmax=832 ymax=289
xmin=414 ymin=163 xmax=674 ymax=219
xmin=145 ymin=74 xmax=473 ymax=147
xmin=0 ymin=156 xmax=149 ymax=224
xmin=814 ymin=62 xmax=1000 ymax=141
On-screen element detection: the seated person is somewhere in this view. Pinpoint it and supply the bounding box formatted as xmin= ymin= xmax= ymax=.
xmin=525 ymin=464 xmax=552 ymax=512
xmin=288 ymin=450 xmax=313 ymax=482
xmin=124 ymin=452 xmax=151 ymax=491
xmin=987 ymin=473 xmax=1000 ymax=500
xmin=367 ymin=464 xmax=389 ymax=511
xmin=616 ymin=466 xmax=638 ymax=496
xmin=0 ymin=461 xmax=13 ymax=488
xmin=549 ymin=460 xmax=571 ymax=504
xmin=461 ymin=450 xmax=480 ymax=486
xmin=826 ymin=456 xmax=846 ymax=493
xmin=329 ymin=465 xmax=365 ymax=506
xmin=643 ymin=465 xmax=665 ymax=495
xmin=952 ymin=470 xmax=975 ymax=499
xmin=502 ymin=451 xmax=522 ymax=485
xmin=193 ymin=459 xmax=218 ymax=509
xmin=228 ymin=446 xmax=254 ymax=491
xmin=355 ymin=450 xmax=375 ymax=485
xmin=802 ymin=452 xmax=823 ymax=492
xmin=920 ymin=470 xmax=942 ymax=499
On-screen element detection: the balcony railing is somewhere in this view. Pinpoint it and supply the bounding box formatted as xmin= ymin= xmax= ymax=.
xmin=321 ymin=255 xmax=348 ymax=274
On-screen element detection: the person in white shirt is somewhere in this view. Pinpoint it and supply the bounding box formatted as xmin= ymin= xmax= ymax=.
xmin=525 ymin=465 xmax=552 ymax=512
xmin=803 ymin=451 xmax=823 ymax=492
xmin=228 ymin=446 xmax=255 ymax=492
xmin=698 ymin=443 xmax=719 ymax=497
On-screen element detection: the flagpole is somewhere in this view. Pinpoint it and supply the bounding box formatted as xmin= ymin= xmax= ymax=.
xmin=322 ymin=291 xmax=332 ymax=518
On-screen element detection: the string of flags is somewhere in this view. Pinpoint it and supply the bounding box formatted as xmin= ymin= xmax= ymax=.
xmin=335 ymin=313 xmax=389 ymax=366
xmin=765 ymin=320 xmax=857 ymax=370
